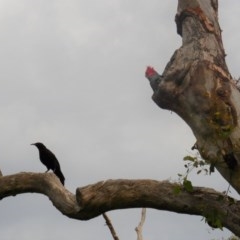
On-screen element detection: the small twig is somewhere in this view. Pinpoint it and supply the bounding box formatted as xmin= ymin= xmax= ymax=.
xmin=226 ymin=183 xmax=231 ymax=195
xmin=135 ymin=208 xmax=147 ymax=240
xmin=102 ymin=213 xmax=120 ymax=240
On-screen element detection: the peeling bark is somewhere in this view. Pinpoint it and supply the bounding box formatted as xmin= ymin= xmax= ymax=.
xmin=0 ymin=172 xmax=240 ymax=236
xmin=146 ymin=0 xmax=240 ymax=193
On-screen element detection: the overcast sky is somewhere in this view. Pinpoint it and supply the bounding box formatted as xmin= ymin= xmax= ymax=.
xmin=0 ymin=1 xmax=240 ymax=239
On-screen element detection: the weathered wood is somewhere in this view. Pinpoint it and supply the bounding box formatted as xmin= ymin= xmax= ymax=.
xmin=0 ymin=172 xmax=239 ymax=236
xmin=0 ymin=172 xmax=80 ymax=217
xmin=135 ymin=208 xmax=146 ymax=240
xmin=102 ymin=213 xmax=120 ymax=240
xmin=146 ymin=0 xmax=240 ymax=193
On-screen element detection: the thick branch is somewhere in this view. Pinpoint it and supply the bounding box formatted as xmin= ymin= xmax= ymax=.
xmin=146 ymin=0 xmax=240 ymax=193
xmin=0 ymin=172 xmax=240 ymax=236
xmin=0 ymin=172 xmax=80 ymax=217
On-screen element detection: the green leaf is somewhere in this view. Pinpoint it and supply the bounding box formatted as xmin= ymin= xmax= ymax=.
xmin=193 ymin=161 xmax=199 ymax=167
xmin=173 ymin=185 xmax=181 ymax=195
xmin=213 ymin=218 xmax=223 ymax=230
xmin=204 ymin=210 xmax=223 ymax=230
xmin=197 ymin=170 xmax=202 ymax=174
xmin=183 ymin=179 xmax=193 ymax=192
xmin=183 ymin=156 xmax=195 ymax=162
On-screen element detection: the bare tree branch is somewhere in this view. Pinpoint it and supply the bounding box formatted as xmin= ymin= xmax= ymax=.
xmin=102 ymin=213 xmax=120 ymax=240
xmin=0 ymin=172 xmax=240 ymax=236
xmin=135 ymin=208 xmax=146 ymax=240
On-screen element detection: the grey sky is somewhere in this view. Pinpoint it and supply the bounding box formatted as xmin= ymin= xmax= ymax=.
xmin=0 ymin=1 xmax=239 ymax=239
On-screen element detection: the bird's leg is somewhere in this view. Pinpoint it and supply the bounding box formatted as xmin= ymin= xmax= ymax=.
xmin=45 ymin=169 xmax=50 ymax=173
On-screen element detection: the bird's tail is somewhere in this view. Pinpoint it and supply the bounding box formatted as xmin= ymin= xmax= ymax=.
xmin=54 ymin=168 xmax=65 ymax=185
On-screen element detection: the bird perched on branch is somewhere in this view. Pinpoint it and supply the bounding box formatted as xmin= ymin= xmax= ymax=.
xmin=31 ymin=142 xmax=65 ymax=185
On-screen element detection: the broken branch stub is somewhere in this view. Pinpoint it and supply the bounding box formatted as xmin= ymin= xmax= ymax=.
xmin=145 ymin=0 xmax=240 ymax=193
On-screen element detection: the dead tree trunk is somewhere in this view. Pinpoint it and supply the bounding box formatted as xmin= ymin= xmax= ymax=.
xmin=146 ymin=0 xmax=240 ymax=194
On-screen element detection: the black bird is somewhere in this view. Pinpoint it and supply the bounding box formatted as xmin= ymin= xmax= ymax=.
xmin=31 ymin=142 xmax=65 ymax=185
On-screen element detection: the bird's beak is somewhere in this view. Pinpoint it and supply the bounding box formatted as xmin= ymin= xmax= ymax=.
xmin=31 ymin=143 xmax=36 ymax=146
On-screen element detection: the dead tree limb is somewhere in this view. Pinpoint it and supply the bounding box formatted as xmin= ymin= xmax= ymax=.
xmin=135 ymin=208 xmax=147 ymax=240
xmin=0 ymin=172 xmax=240 ymax=236
xmin=146 ymin=0 xmax=240 ymax=194
xmin=102 ymin=213 xmax=120 ymax=240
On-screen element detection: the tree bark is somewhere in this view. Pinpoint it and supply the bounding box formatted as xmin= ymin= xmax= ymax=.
xmin=146 ymin=0 xmax=240 ymax=194
xmin=0 ymin=172 xmax=240 ymax=236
